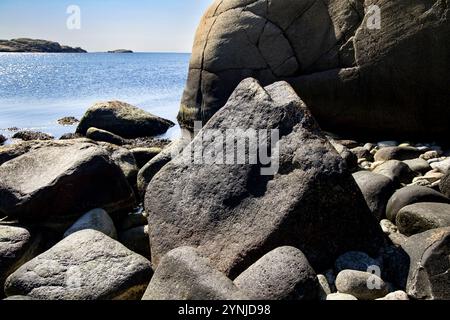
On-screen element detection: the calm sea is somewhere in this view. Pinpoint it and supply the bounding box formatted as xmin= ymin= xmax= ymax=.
xmin=0 ymin=52 xmax=190 ymax=142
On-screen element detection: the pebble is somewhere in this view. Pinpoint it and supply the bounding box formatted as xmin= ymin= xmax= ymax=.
xmin=335 ymin=270 xmax=389 ymax=300
xmin=327 ymin=293 xmax=358 ymax=300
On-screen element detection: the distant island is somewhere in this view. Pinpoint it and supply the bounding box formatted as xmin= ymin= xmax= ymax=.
xmin=107 ymin=49 xmax=134 ymax=53
xmin=0 ymin=38 xmax=87 ymax=53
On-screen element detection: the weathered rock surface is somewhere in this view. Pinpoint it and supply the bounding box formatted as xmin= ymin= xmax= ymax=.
xmin=142 ymin=247 xmax=246 ymax=300
xmin=335 ymin=270 xmax=389 ymax=300
xmin=64 ymin=208 xmax=117 ymax=239
xmin=386 ymin=186 xmax=450 ymax=222
xmin=178 ymin=0 xmax=450 ymax=140
xmin=402 ymin=227 xmax=450 ymax=300
xmin=86 ymin=127 xmax=125 ymax=146
xmin=76 ymin=101 xmax=174 ymax=138
xmin=397 ymin=203 xmax=450 ymax=236
xmin=234 ymin=247 xmax=319 ymax=300
xmin=353 ymin=171 xmax=395 ymax=220
xmin=146 ymin=79 xmax=384 ymax=277
xmin=4 ymin=230 xmax=152 ymax=300
xmin=0 ymin=226 xmax=41 ymax=296
xmin=0 ymin=141 xmax=135 ymax=229
xmin=0 ymin=38 xmax=86 ymax=53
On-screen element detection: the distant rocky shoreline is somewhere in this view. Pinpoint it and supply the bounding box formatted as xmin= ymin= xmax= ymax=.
xmin=0 ymin=38 xmax=86 ymax=53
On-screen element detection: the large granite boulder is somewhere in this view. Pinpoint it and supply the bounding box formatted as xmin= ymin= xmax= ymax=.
xmin=145 ymin=78 xmax=384 ymax=278
xmin=4 ymin=230 xmax=152 ymax=300
xmin=0 ymin=141 xmax=135 ymax=230
xmin=76 ymin=101 xmax=174 ymax=138
xmin=178 ymin=0 xmax=449 ymax=139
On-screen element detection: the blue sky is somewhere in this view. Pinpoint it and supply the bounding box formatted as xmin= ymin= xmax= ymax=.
xmin=0 ymin=0 xmax=212 ymax=52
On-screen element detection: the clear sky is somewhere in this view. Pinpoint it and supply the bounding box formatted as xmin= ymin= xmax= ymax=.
xmin=0 ymin=0 xmax=212 ymax=52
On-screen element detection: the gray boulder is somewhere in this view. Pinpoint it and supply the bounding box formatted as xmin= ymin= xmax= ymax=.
xmin=4 ymin=230 xmax=152 ymax=300
xmin=403 ymin=158 xmax=431 ymax=174
xmin=0 ymin=226 xmax=41 ymax=296
xmin=234 ymin=246 xmax=319 ymax=300
xmin=335 ymin=270 xmax=389 ymax=300
xmin=353 ymin=171 xmax=396 ymax=220
xmin=326 ymin=293 xmax=358 ymax=300
xmin=372 ymin=160 xmax=416 ymax=184
xmin=142 ymin=247 xmax=246 ymax=300
xmin=178 ymin=0 xmax=450 ymax=139
xmin=403 ymin=227 xmax=450 ymax=300
xmin=86 ymin=127 xmax=125 ymax=146
xmin=397 ymin=203 xmax=450 ymax=236
xmin=64 ymin=208 xmax=117 ymax=239
xmin=0 ymin=142 xmax=135 ymax=230
xmin=76 ymin=101 xmax=174 ymax=138
xmin=386 ymin=186 xmax=450 ymax=222
xmin=146 ymin=78 xmax=384 ymax=277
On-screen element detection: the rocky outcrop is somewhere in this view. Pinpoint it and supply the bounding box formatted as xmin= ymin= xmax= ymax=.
xmin=76 ymin=101 xmax=175 ymax=138
xmin=145 ymin=78 xmax=384 ymax=277
xmin=178 ymin=0 xmax=450 ymax=140
xmin=0 ymin=38 xmax=87 ymax=53
xmin=4 ymin=230 xmax=152 ymax=300
xmin=107 ymin=49 xmax=133 ymax=53
xmin=12 ymin=131 xmax=54 ymax=141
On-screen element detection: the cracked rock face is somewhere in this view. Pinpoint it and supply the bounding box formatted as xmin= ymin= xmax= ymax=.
xmin=178 ymin=0 xmax=450 ymax=139
xmin=146 ymin=78 xmax=384 ymax=278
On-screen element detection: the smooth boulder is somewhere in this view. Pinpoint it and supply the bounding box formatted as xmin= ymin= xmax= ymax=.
xmin=64 ymin=208 xmax=117 ymax=239
xmin=0 ymin=142 xmax=135 ymax=229
xmin=146 ymin=78 xmax=384 ymax=277
xmin=402 ymin=227 xmax=450 ymax=300
xmin=353 ymin=171 xmax=395 ymax=220
xmin=77 ymin=101 xmax=174 ymax=138
xmin=386 ymin=186 xmax=450 ymax=222
xmin=396 ymin=203 xmax=450 ymax=236
xmin=142 ymin=247 xmax=246 ymax=300
xmin=178 ymin=0 xmax=450 ymax=139
xmin=86 ymin=127 xmax=125 ymax=146
xmin=441 ymin=171 xmax=450 ymax=198
xmin=234 ymin=247 xmax=319 ymax=300
xmin=4 ymin=230 xmax=152 ymax=300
